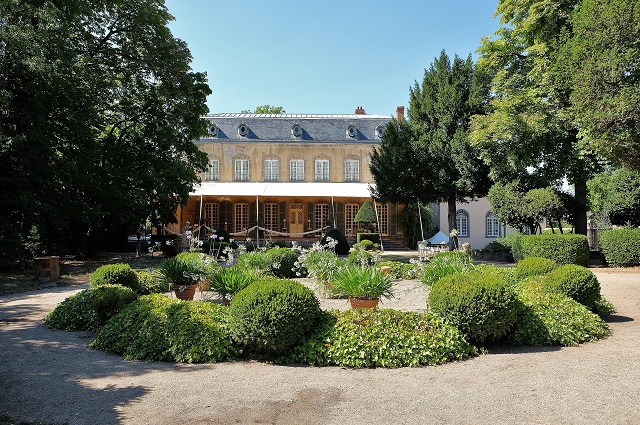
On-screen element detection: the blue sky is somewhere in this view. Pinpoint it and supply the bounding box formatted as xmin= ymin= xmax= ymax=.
xmin=165 ymin=1 xmax=501 ymax=117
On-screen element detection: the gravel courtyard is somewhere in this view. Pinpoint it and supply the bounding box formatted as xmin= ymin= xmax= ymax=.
xmin=1 ymin=268 xmax=638 ymax=424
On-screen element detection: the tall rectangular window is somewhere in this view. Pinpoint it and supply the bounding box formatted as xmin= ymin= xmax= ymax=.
xmin=264 ymin=159 xmax=279 ymax=181
xmin=264 ymin=203 xmax=279 ymax=231
xmin=204 ymin=159 xmax=219 ymax=181
xmin=315 ymin=159 xmax=330 ymax=181
xmin=234 ymin=159 xmax=249 ymax=181
xmin=204 ymin=202 xmax=219 ymax=230
xmin=486 ymin=213 xmax=501 ymax=237
xmin=289 ymin=159 xmax=304 ymax=181
xmin=314 ymin=204 xmax=329 ymax=230
xmin=375 ymin=203 xmax=389 ymax=235
xmin=234 ymin=203 xmax=249 ymax=233
xmin=345 ymin=203 xmax=359 ymax=235
xmin=345 ymin=160 xmax=360 ymax=182
xmin=456 ymin=210 xmax=469 ymax=237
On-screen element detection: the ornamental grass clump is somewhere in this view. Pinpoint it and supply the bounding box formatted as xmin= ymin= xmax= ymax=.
xmin=45 ymin=284 xmax=138 ymax=332
xmin=420 ymin=250 xmax=474 ymax=287
xmin=89 ymin=263 xmax=142 ymax=294
xmin=331 ymin=264 xmax=394 ymax=301
xmin=207 ymin=266 xmax=260 ymax=304
xmin=428 ymin=268 xmax=517 ymax=344
xmin=156 ymin=252 xmax=216 ymax=287
xmin=89 ymin=294 xmax=238 ymax=363
xmin=228 ymin=278 xmax=322 ymax=356
xmin=284 ymin=309 xmax=478 ymax=368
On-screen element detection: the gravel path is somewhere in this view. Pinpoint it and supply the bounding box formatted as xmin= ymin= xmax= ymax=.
xmin=0 ymin=269 xmax=638 ymax=425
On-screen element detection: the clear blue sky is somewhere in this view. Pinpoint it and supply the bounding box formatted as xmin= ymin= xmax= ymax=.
xmin=165 ymin=1 xmax=501 ymax=116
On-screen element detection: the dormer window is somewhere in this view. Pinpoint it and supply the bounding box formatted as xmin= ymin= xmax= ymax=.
xmin=291 ymin=124 xmax=302 ymax=138
xmin=346 ymin=125 xmax=357 ymax=138
xmin=238 ymin=123 xmax=248 ymax=137
xmin=375 ymin=125 xmax=385 ymax=138
xmin=208 ymin=123 xmax=218 ymax=137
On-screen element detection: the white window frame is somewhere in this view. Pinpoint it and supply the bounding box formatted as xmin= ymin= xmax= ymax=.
xmin=486 ymin=212 xmax=501 ymax=238
xmin=264 ymin=159 xmax=279 ymax=181
xmin=234 ymin=159 xmax=249 ymax=182
xmin=345 ymin=160 xmax=360 ymax=182
xmin=456 ymin=210 xmax=470 ymax=238
xmin=204 ymin=159 xmax=220 ymax=181
xmin=289 ymin=159 xmax=304 ymax=181
xmin=315 ymin=159 xmax=330 ymax=181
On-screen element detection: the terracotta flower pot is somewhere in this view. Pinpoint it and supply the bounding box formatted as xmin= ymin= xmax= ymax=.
xmin=172 ymin=284 xmax=199 ymax=301
xmin=349 ymin=297 xmax=379 ymax=309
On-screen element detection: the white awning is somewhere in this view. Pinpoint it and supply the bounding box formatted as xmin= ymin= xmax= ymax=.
xmin=190 ymin=182 xmax=374 ymax=198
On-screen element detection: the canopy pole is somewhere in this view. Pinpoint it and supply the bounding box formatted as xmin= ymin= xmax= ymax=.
xmin=331 ymin=196 xmax=336 ymax=228
xmin=418 ymin=200 xmax=424 ymax=240
xmin=256 ymin=194 xmax=259 ymax=248
xmin=198 ymin=194 xmax=203 ymax=239
xmin=373 ymin=199 xmax=384 ymax=252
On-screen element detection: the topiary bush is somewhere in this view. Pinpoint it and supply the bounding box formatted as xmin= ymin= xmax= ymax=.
xmin=89 ymin=294 xmax=238 ymax=363
xmin=45 ymin=284 xmax=138 ymax=331
xmin=420 ymin=251 xmax=474 ymax=287
xmin=427 ymin=269 xmax=517 ymax=344
xmin=136 ymin=270 xmax=168 ymax=294
xmin=514 ymin=257 xmax=559 ymax=281
xmin=357 ymin=233 xmax=381 ymax=245
xmin=540 ymin=264 xmax=601 ymax=310
xmin=598 ymin=228 xmax=640 ymax=267
xmin=265 ymin=247 xmax=299 ymax=278
xmin=228 ymin=278 xmax=322 ymax=356
xmin=89 ymin=263 xmax=142 ymax=293
xmin=510 ymin=281 xmax=609 ymax=346
xmin=353 ymin=239 xmax=377 ymax=251
xmin=321 ymin=228 xmax=350 ymax=255
xmin=517 ymin=234 xmax=590 ymax=266
xmin=284 ymin=309 xmax=478 ymax=368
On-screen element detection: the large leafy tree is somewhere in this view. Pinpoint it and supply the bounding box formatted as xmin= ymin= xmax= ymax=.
xmin=371 ymin=51 xmax=492 ymax=234
xmin=561 ymin=0 xmax=640 ymax=170
xmin=469 ymin=0 xmax=601 ymax=235
xmin=588 ymin=167 xmax=640 ymax=227
xmin=241 ymin=105 xmax=286 ymax=114
xmin=0 ymin=0 xmax=210 ymax=260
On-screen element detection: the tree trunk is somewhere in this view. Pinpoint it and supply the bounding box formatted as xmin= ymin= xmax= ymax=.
xmin=574 ymin=177 xmax=588 ymax=235
xmin=447 ymin=194 xmax=456 ymax=250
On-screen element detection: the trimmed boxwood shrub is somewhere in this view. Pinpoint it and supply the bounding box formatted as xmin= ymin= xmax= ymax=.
xmin=428 ymin=269 xmax=517 ymax=344
xmin=357 ymin=233 xmax=381 ymax=245
xmin=228 ymin=278 xmax=322 ymax=356
xmin=45 ymin=285 xmax=138 ymax=331
xmin=510 ymin=281 xmax=609 ymax=346
xmin=321 ymin=228 xmax=350 ymax=255
xmin=599 ymin=228 xmax=640 ymax=267
xmin=89 ymin=263 xmax=142 ymax=293
xmin=89 ymin=294 xmax=238 ymax=363
xmin=514 ymin=257 xmax=559 ymax=281
xmin=516 ymin=234 xmax=590 ymax=266
xmin=284 ymin=309 xmax=478 ymax=368
xmin=136 ymin=270 xmax=168 ymax=294
xmin=265 ymin=247 xmax=299 ymax=278
xmin=540 ymin=264 xmax=601 ymax=310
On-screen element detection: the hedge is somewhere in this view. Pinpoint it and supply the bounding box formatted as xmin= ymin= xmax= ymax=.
xmin=515 ymin=234 xmax=590 ymax=266
xmin=598 ymin=229 xmax=640 ymax=267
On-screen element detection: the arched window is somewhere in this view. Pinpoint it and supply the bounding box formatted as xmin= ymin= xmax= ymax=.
xmin=486 ymin=211 xmax=501 ymax=238
xmin=456 ymin=210 xmax=469 ymax=237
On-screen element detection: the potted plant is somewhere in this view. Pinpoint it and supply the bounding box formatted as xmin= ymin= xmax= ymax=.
xmin=207 ymin=266 xmax=259 ymax=305
xmin=332 ymin=264 xmax=394 ymax=308
xmin=156 ymin=252 xmax=214 ymax=300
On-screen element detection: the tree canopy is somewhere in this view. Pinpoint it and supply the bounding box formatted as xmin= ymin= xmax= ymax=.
xmin=242 ymin=105 xmax=286 ymax=114
xmin=588 ymin=167 xmax=640 ymax=227
xmin=0 ymin=0 xmax=211 ymax=262
xmin=370 ymin=51 xmax=492 ymax=234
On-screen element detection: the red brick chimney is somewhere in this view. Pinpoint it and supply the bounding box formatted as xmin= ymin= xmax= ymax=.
xmin=355 ymin=106 xmax=366 ymax=115
xmin=396 ymin=106 xmax=405 ymax=121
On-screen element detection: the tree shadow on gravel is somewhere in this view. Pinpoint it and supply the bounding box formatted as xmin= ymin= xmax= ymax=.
xmin=604 ymin=314 xmax=634 ymax=323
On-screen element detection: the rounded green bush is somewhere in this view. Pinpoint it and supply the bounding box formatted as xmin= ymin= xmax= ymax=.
xmin=517 ymin=234 xmax=590 ymax=266
xmin=599 ymin=228 xmax=640 ymax=267
xmin=285 ymin=309 xmax=478 ymax=368
xmin=346 ymin=249 xmax=377 ymax=268
xmin=514 ymin=257 xmax=559 ymax=281
xmin=89 ymin=263 xmax=142 ymax=293
xmin=45 ymin=284 xmax=138 ymax=331
xmin=540 ymin=264 xmax=601 ymax=310
xmin=228 ymin=278 xmax=322 ymax=356
xmin=510 ymin=282 xmax=609 ymax=346
xmin=428 ymin=269 xmax=517 ymax=344
xmin=265 ymin=247 xmax=299 ymax=278
xmin=321 ymin=227 xmax=350 ymax=255
xmin=89 ymin=294 xmax=238 ymax=363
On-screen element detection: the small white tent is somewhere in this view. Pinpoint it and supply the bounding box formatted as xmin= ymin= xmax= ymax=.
xmin=427 ymin=231 xmax=450 ymax=245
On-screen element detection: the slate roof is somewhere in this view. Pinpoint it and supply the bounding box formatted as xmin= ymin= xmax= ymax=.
xmin=199 ymin=113 xmax=392 ymax=143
